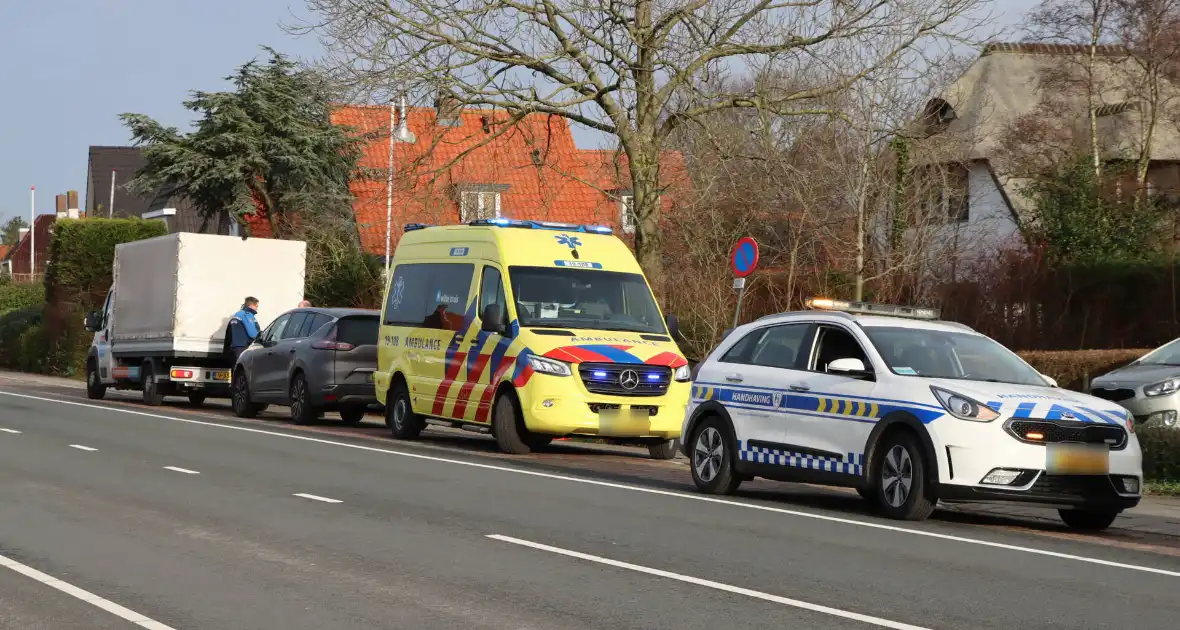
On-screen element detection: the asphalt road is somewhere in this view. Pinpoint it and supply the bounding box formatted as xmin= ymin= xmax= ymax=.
xmin=2 ymin=389 xmax=1180 ymax=629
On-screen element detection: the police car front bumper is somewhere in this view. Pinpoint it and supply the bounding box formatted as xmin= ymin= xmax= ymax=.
xmin=935 ymin=420 xmax=1142 ymax=510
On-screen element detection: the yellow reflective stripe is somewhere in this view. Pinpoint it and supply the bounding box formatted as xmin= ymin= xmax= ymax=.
xmin=818 ymin=398 xmax=828 ymax=413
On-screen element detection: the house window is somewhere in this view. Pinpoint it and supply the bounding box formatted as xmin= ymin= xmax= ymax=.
xmin=620 ymin=195 xmax=635 ymax=234
xmin=458 ymin=190 xmax=502 ymax=222
xmin=918 ymin=164 xmax=970 ymax=223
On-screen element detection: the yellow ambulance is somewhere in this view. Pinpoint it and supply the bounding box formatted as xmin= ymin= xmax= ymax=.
xmin=374 ymin=219 xmax=691 ymax=458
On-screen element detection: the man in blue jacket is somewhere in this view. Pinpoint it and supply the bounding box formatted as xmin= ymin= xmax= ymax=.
xmin=226 ymin=297 xmax=260 ymax=361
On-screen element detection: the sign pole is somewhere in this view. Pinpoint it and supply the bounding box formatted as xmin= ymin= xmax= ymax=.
xmin=729 ymin=236 xmax=759 ymax=328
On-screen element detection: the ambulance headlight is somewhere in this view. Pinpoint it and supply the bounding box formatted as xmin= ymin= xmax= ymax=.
xmin=528 ymin=355 xmax=572 ymax=377
xmin=674 ymin=365 xmax=691 ymax=382
xmin=931 ymin=386 xmax=1000 ymax=422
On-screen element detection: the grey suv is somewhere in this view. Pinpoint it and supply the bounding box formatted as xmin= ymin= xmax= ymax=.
xmin=231 ymin=307 xmax=380 ymax=425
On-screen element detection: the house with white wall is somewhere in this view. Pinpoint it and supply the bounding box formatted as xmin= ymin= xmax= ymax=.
xmin=907 ymin=42 xmax=1180 ymax=271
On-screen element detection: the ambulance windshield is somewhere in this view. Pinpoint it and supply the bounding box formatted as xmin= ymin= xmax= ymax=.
xmin=508 ymin=266 xmax=667 ymax=334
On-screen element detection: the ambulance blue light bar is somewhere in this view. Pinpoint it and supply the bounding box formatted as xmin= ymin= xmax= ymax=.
xmin=805 ymin=297 xmax=939 ymax=320
xmin=467 ymin=218 xmax=612 ymax=234
xmin=403 ymin=223 xmax=432 ymax=232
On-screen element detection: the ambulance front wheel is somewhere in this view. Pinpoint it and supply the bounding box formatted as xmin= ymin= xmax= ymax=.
xmin=492 ymin=390 xmax=533 ymax=455
xmin=387 ymin=382 xmax=425 ymax=440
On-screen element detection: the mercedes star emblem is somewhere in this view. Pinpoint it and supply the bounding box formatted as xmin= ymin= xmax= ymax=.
xmin=619 ymin=369 xmax=640 ymax=390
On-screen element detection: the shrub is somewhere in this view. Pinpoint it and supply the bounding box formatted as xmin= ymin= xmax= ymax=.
xmin=0 ymin=279 xmax=44 ymax=315
xmin=1016 ymin=349 xmax=1147 ymax=392
xmin=1138 ymin=425 xmax=1180 ymax=482
xmin=0 ymin=305 xmax=42 ymax=369
xmin=44 ymin=218 xmax=168 ymax=310
xmin=305 ymin=246 xmax=384 ymax=309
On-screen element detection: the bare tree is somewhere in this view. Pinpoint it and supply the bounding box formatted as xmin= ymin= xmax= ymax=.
xmin=291 ymin=0 xmax=991 ymax=281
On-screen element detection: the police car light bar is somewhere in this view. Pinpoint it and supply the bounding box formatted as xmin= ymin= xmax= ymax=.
xmin=805 ymin=297 xmax=939 ymax=320
xmin=466 ymin=218 xmax=613 ymax=234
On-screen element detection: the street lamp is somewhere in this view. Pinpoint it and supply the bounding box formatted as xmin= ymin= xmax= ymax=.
xmin=386 ymin=96 xmax=417 ymax=275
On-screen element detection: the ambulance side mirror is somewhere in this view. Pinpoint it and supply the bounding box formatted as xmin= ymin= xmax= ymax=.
xmin=481 ymin=304 xmax=507 ymax=335
xmin=665 ymin=313 xmax=680 ymax=340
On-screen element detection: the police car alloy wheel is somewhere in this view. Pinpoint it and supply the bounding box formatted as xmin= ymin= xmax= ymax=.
xmin=874 ymin=432 xmax=935 ymax=521
xmin=690 ymin=417 xmax=742 ymax=495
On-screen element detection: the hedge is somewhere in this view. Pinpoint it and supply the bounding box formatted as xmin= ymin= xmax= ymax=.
xmin=1017 ymin=349 xmax=1148 ymax=392
xmin=0 ymin=305 xmax=45 ymax=373
xmin=0 ymin=279 xmax=44 ymax=315
xmin=1138 ymin=425 xmax=1180 ymax=482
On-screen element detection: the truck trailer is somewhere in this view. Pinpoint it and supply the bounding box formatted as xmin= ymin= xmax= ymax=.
xmin=84 ymin=232 xmax=307 ymax=405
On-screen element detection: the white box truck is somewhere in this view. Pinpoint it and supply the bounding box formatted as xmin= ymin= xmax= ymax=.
xmin=83 ymin=232 xmax=307 ymax=405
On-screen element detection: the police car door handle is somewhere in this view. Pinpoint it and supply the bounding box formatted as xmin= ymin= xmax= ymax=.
xmin=725 ymin=374 xmax=744 ymax=383
xmin=789 ymin=383 xmax=810 ymax=391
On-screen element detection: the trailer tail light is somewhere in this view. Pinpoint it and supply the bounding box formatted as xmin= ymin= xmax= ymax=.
xmin=170 ymin=369 xmax=194 ymax=379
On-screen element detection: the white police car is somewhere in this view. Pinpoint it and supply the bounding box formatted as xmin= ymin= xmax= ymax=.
xmin=682 ymin=298 xmax=1143 ymax=530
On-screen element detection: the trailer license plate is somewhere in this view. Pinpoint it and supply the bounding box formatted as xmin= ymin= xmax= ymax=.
xmin=1046 ymin=443 xmax=1109 ymax=475
xmin=214 ymin=371 xmax=231 ymax=381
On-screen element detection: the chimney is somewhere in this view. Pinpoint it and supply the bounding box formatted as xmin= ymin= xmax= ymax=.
xmin=434 ymin=89 xmax=461 ymax=126
xmin=18 ymin=227 xmax=29 ymax=242
xmin=67 ymin=190 xmax=80 ymax=219
xmin=55 ymin=194 xmax=67 ymax=218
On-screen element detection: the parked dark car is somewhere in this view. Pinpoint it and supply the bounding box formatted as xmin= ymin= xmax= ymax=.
xmin=231 ymin=307 xmax=380 ymax=424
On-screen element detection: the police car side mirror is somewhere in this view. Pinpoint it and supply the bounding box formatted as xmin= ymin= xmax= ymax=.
xmin=828 ymin=358 xmax=872 ymax=379
xmin=1040 ymin=373 xmax=1058 ymax=388
xmin=481 ymin=304 xmax=507 ymax=335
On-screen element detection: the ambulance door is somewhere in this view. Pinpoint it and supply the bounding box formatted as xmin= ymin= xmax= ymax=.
xmin=415 ymin=261 xmax=478 ymax=417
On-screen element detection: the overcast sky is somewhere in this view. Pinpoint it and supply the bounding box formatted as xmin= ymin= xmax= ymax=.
xmin=0 ymin=0 xmax=1033 ymax=223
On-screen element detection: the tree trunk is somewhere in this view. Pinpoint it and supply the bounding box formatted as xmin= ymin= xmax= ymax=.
xmin=629 ymin=144 xmax=664 ymax=285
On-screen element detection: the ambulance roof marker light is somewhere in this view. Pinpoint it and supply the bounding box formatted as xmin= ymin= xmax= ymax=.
xmin=804 ymin=297 xmax=940 ymax=321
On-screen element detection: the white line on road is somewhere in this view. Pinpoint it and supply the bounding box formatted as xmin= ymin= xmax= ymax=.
xmin=69 ymin=444 xmax=98 ymax=452
xmin=488 ymin=534 xmax=929 ymax=629
xmin=162 ymin=466 xmax=200 ymax=475
xmin=0 ymin=552 xmax=176 ymax=630
xmin=0 ymin=427 xmax=20 ymax=433
xmin=4 ymin=390 xmax=1179 ymax=579
xmin=293 ymin=493 xmax=342 ymax=504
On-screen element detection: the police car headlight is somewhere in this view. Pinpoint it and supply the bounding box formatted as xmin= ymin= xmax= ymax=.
xmin=528 ymin=355 xmax=572 ymax=377
xmin=931 ymin=386 xmax=1000 ymax=422
xmin=673 ymin=365 xmax=691 ymax=382
xmin=1144 ymin=378 xmax=1180 ymax=397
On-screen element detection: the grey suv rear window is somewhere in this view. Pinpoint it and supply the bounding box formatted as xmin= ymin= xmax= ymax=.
xmin=336 ymin=315 xmax=379 ymax=347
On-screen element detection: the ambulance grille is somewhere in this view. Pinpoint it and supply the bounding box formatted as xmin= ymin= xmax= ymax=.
xmin=579 ymin=363 xmax=671 ymax=397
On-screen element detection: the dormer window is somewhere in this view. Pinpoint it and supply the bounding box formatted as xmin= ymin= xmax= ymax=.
xmin=611 ymin=188 xmax=637 ymax=234
xmin=455 ymin=183 xmax=509 ymax=222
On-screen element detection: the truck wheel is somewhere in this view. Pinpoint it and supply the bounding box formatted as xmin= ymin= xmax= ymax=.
xmin=142 ymin=362 xmax=165 ymax=406
xmin=492 ymin=391 xmax=532 ymax=455
xmin=648 ymin=439 xmax=679 ymax=460
xmin=386 ymin=381 xmax=425 ymax=439
xmin=232 ymin=368 xmax=265 ymax=418
xmin=289 ymin=373 xmax=320 ymax=425
xmin=187 ymin=392 xmax=206 ymax=407
xmin=86 ymin=360 xmax=106 ymax=400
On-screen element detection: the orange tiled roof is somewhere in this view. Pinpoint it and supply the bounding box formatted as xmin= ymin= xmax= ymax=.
xmin=247 ymin=105 xmax=688 ymax=253
xmin=0 ymin=244 xmax=10 ymax=261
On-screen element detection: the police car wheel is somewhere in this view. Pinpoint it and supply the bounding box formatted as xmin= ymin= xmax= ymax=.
xmin=493 ymin=392 xmax=533 ymax=455
xmin=1058 ymin=508 xmax=1120 ymax=531
xmin=690 ymin=417 xmax=741 ymax=495
xmin=387 ymin=382 xmax=425 ymax=439
xmin=875 ymin=433 xmax=935 ymax=521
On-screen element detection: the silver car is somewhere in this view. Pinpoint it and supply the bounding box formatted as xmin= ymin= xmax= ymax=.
xmin=1090 ymin=341 xmax=1180 ymax=429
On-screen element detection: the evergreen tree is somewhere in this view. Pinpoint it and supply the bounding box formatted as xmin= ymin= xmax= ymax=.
xmin=1 ymin=216 xmax=28 ymax=246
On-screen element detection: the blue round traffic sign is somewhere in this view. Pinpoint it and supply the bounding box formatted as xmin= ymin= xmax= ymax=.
xmin=730 ymin=237 xmax=759 ymax=278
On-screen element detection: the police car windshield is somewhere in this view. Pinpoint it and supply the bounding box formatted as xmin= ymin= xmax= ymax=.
xmin=508 ymin=266 xmax=667 ymax=334
xmin=863 ymin=326 xmax=1045 ymax=386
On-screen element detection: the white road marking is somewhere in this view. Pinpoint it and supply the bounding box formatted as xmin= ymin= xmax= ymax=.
xmin=3 ymin=390 xmax=1178 ymax=579
xmin=69 ymin=444 xmax=98 ymax=452
xmin=293 ymin=493 xmax=342 ymax=504
xmin=488 ymin=534 xmax=929 ymax=629
xmin=162 ymin=466 xmax=200 ymax=475
xmin=0 ymin=552 xmax=176 ymax=630
xmin=0 ymin=427 xmax=20 ymax=433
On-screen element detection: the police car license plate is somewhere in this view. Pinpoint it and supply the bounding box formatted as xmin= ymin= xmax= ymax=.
xmin=214 ymin=371 xmax=231 ymax=382
xmin=1046 ymin=443 xmax=1109 ymax=475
